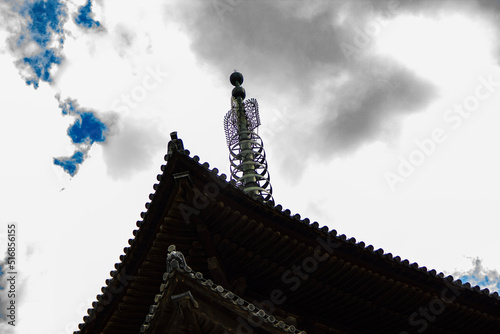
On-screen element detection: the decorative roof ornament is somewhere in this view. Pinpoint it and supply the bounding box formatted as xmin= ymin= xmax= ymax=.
xmin=166 ymin=245 xmax=191 ymax=276
xmin=165 ymin=131 xmax=187 ymax=161
xmin=223 ymin=71 xmax=273 ymax=203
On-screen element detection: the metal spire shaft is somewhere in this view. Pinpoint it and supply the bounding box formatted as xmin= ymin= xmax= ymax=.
xmin=223 ymin=71 xmax=273 ymax=203
xmin=234 ymin=94 xmax=258 ymax=195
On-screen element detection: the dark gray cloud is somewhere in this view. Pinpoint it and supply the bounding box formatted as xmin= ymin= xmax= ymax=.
xmin=167 ymin=1 xmax=350 ymax=100
xmin=314 ymin=58 xmax=436 ymax=155
xmin=165 ymin=0 xmax=447 ymax=178
xmin=166 ymin=0 xmax=500 ymax=182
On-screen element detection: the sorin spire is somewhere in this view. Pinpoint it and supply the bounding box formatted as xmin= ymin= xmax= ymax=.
xmin=223 ymin=71 xmax=273 ymax=203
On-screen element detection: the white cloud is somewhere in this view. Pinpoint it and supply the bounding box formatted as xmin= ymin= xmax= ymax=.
xmin=101 ymin=114 xmax=167 ymax=180
xmin=454 ymin=258 xmax=500 ymax=293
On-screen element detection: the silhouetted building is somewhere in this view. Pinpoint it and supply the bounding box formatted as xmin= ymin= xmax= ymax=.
xmin=74 ymin=73 xmax=500 ymax=334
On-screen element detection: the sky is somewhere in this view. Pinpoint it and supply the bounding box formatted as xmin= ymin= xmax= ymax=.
xmin=1 ymin=0 xmax=500 ymax=333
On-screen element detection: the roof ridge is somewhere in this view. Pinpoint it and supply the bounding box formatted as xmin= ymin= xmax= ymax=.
xmin=183 ymin=153 xmax=500 ymax=300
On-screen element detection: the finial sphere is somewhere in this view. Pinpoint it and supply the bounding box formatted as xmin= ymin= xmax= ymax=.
xmin=230 ymin=71 xmax=244 ymax=86
xmin=232 ymin=86 xmax=246 ymax=99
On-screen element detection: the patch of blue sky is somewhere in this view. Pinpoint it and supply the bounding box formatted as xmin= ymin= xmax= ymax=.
xmin=58 ymin=97 xmax=108 ymax=144
xmin=15 ymin=0 xmax=66 ymax=88
xmin=0 ymin=263 xmax=4 ymax=291
xmin=459 ymin=274 xmax=500 ymax=293
xmin=22 ymin=49 xmax=62 ymax=88
xmin=74 ymin=0 xmax=100 ymax=29
xmin=54 ymin=97 xmax=109 ymax=175
xmin=68 ymin=112 xmax=108 ymax=145
xmin=18 ymin=0 xmax=66 ymax=48
xmin=454 ymin=258 xmax=500 ymax=293
xmin=58 ymin=97 xmax=77 ymax=115
xmin=53 ymin=151 xmax=85 ymax=177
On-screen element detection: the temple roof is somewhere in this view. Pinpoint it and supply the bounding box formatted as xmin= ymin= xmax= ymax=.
xmin=139 ymin=245 xmax=307 ymax=334
xmin=75 ymin=148 xmax=500 ymax=334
